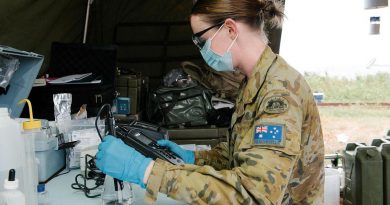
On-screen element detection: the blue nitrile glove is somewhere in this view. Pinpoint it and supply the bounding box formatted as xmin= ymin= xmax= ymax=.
xmin=157 ymin=140 xmax=195 ymax=164
xmin=95 ymin=135 xmax=152 ymax=188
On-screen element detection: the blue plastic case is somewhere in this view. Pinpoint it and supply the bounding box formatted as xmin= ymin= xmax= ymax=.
xmin=0 ymin=46 xmax=43 ymax=118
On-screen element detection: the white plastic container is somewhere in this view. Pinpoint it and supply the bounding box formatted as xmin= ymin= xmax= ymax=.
xmin=324 ymin=168 xmax=340 ymax=205
xmin=35 ymin=136 xmax=65 ymax=182
xmin=18 ymin=99 xmax=40 ymax=205
xmin=0 ymin=108 xmax=25 ymax=195
xmin=0 ymin=169 xmax=26 ymax=205
xmin=21 ymin=128 xmax=40 ymax=205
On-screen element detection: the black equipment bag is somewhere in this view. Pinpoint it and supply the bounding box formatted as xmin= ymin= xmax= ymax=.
xmin=147 ymin=84 xmax=213 ymax=127
xmin=21 ymin=42 xmax=117 ymax=120
xmin=49 ymin=42 xmax=116 ymax=85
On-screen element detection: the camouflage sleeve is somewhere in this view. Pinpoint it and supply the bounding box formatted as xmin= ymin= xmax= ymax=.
xmin=194 ymin=142 xmax=230 ymax=170
xmin=144 ymin=87 xmax=304 ymax=204
xmin=145 ymin=150 xmax=297 ymax=204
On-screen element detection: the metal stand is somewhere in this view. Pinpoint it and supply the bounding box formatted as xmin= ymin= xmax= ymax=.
xmin=83 ymin=0 xmax=94 ymax=44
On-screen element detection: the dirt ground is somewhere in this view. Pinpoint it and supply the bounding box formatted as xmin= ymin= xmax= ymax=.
xmin=318 ymin=106 xmax=390 ymax=154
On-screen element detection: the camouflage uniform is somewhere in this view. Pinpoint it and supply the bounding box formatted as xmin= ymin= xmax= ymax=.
xmin=145 ymin=46 xmax=324 ymax=205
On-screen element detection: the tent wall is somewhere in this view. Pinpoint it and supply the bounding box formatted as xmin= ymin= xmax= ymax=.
xmin=87 ymin=0 xmax=283 ymax=88
xmin=0 ymin=0 xmax=283 ymax=78
xmin=87 ymin=0 xmax=193 ymax=44
xmin=86 ymin=0 xmax=201 ymax=88
xmin=0 ymin=0 xmax=86 ymax=75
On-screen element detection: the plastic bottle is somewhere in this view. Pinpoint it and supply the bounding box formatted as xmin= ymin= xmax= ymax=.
xmin=0 ymin=169 xmax=26 ymax=205
xmin=18 ymin=99 xmax=41 ymax=205
xmin=0 ymin=107 xmax=25 ymax=197
xmin=102 ymin=175 xmax=134 ymax=205
xmin=37 ymin=184 xmax=49 ymax=205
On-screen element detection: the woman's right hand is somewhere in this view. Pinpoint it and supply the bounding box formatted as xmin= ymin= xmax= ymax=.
xmin=157 ymin=140 xmax=195 ymax=164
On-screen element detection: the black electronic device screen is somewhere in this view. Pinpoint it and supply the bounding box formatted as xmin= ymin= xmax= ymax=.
xmin=134 ymin=132 xmax=152 ymax=145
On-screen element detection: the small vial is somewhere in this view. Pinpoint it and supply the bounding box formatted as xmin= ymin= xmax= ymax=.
xmin=37 ymin=184 xmax=49 ymax=205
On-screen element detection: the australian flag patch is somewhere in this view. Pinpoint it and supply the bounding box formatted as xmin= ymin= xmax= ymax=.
xmin=253 ymin=124 xmax=285 ymax=146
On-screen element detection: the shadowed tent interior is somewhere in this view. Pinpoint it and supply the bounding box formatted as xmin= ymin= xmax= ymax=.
xmin=0 ymin=0 xmax=283 ymax=87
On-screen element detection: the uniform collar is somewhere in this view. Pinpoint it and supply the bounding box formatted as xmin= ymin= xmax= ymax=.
xmin=241 ymin=46 xmax=277 ymax=104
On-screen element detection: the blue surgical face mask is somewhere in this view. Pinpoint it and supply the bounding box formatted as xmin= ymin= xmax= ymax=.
xmin=200 ymin=24 xmax=238 ymax=72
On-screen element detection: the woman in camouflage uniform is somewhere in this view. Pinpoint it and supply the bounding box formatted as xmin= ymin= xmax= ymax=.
xmin=96 ymin=0 xmax=325 ymax=204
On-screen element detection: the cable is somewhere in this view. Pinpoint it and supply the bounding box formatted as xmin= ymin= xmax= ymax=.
xmin=71 ymin=154 xmax=105 ymax=198
xmin=51 ymin=169 xmax=71 ymax=179
xmin=94 ymin=103 xmax=125 ymax=199
xmin=71 ymin=174 xmax=103 ymax=198
xmin=71 ymin=104 xmax=116 ymax=199
xmin=85 ymin=154 xmax=104 ymax=180
xmin=95 ymin=103 xmax=112 ymax=141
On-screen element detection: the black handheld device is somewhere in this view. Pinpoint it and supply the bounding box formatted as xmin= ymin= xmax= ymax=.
xmin=96 ymin=104 xmax=184 ymax=165
xmin=123 ymin=120 xmax=169 ymax=141
xmin=115 ymin=124 xmax=184 ymax=165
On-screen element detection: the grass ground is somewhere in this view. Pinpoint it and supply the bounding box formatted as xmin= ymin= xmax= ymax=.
xmin=318 ymin=106 xmax=390 ymax=154
xmin=303 ymin=72 xmax=390 ymax=154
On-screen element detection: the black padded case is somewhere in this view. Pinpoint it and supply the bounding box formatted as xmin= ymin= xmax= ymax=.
xmin=21 ymin=42 xmax=117 ymax=120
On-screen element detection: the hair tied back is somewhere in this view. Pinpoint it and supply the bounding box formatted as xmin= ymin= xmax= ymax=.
xmin=258 ymin=0 xmax=285 ymax=29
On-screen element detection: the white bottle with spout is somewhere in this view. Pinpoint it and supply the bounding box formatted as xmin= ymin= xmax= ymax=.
xmin=18 ymin=99 xmax=40 ymax=205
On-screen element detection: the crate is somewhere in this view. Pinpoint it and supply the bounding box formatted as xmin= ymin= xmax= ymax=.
xmin=116 ymin=74 xmax=149 ymax=114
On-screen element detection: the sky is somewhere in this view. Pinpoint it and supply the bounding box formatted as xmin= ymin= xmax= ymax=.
xmin=280 ymin=0 xmax=390 ymax=78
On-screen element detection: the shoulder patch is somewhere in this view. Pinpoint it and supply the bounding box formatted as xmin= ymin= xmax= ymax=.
xmin=253 ymin=124 xmax=285 ymax=147
xmin=264 ymin=96 xmax=289 ymax=114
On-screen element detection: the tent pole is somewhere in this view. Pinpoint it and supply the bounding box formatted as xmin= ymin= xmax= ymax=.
xmin=83 ymin=0 xmax=94 ymax=44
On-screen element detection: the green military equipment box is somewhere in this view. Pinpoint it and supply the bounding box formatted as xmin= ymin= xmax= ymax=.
xmin=168 ymin=127 xmax=228 ymax=147
xmin=116 ymin=74 xmax=148 ymax=114
xmin=372 ymin=139 xmax=390 ymax=205
xmin=343 ymin=143 xmax=383 ymax=205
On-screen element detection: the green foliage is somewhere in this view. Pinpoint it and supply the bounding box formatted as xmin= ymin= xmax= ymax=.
xmin=304 ymin=72 xmax=390 ymax=102
xmin=319 ymin=106 xmax=390 ymax=118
